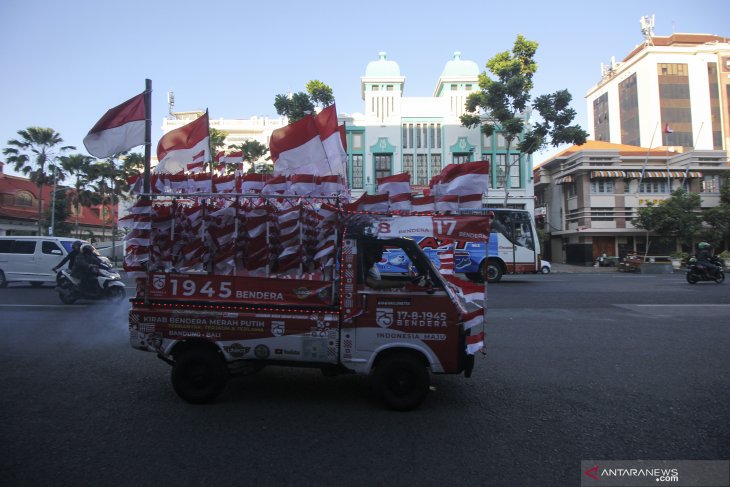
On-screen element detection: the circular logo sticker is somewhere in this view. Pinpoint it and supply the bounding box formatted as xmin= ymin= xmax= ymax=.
xmin=254 ymin=344 xmax=270 ymax=359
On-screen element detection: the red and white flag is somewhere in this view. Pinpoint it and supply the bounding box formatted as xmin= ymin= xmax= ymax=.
xmin=270 ymin=103 xmax=347 ymax=179
xmin=377 ymin=172 xmax=411 ymax=197
xmin=438 ymin=161 xmax=489 ymax=196
xmin=156 ymin=111 xmax=210 ymax=174
xmin=225 ymin=151 xmax=243 ymax=166
xmin=83 ymin=92 xmax=146 ymax=158
xmin=186 ymin=150 xmax=206 ymax=173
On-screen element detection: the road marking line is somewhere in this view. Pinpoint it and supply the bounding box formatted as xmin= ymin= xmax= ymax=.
xmin=634 ymin=304 xmax=730 ymax=307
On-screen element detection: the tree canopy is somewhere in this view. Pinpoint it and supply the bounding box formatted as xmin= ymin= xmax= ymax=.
xmin=632 ymin=188 xmax=703 ymax=250
xmin=461 ymin=35 xmax=588 ymax=205
xmin=274 ymin=80 xmax=335 ymax=123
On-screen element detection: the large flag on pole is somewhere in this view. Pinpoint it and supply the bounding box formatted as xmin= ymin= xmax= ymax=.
xmin=83 ymin=92 xmax=146 ymax=158
xmin=155 ymin=111 xmax=210 ymax=174
xmin=269 ymin=103 xmax=347 ymax=178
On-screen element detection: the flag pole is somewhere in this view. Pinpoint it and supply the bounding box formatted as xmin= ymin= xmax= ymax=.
xmin=143 ymin=79 xmax=152 ymax=196
xmin=682 ymin=122 xmax=704 ymax=187
xmin=638 ymin=121 xmax=660 ymax=189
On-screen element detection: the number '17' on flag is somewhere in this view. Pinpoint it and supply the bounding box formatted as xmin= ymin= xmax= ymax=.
xmin=83 ymin=92 xmax=146 ymax=158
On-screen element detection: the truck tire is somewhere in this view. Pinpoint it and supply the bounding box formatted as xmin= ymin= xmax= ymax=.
xmin=171 ymin=348 xmax=228 ymax=404
xmin=373 ymin=353 xmax=430 ymax=411
xmin=483 ymin=260 xmax=503 ymax=283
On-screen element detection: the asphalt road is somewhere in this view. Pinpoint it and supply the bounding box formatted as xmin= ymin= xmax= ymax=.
xmin=0 ymin=272 xmax=728 ymax=486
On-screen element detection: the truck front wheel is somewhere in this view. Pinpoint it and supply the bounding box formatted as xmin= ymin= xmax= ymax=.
xmin=171 ymin=348 xmax=228 ymax=404
xmin=373 ymin=353 xmax=430 ymax=411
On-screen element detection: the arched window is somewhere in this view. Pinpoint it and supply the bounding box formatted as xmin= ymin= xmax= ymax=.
xmin=15 ymin=191 xmax=33 ymax=207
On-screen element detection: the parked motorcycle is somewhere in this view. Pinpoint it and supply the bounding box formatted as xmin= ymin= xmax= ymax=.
xmin=55 ymin=256 xmax=126 ymax=304
xmin=686 ymin=256 xmax=725 ymax=284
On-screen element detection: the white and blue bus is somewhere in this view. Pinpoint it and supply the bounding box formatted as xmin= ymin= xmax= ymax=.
xmin=377 ymin=208 xmax=541 ymax=283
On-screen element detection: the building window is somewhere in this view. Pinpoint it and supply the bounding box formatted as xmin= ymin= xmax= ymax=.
xmin=430 ymin=154 xmax=442 ymax=182
xmin=372 ymin=85 xmax=379 ymax=91
xmin=374 ymin=154 xmax=392 ymax=181
xmin=639 ymin=180 xmax=668 ymax=193
xmin=402 ymin=154 xmax=414 ymax=183
xmin=416 ymin=124 xmax=422 ymax=148
xmin=593 ymin=93 xmax=610 ymax=142
xmin=495 ymin=154 xmax=521 ymax=189
xmin=618 ymin=74 xmax=639 ymax=146
xmin=482 ymin=132 xmax=493 ymax=149
xmin=495 ymin=133 xmax=507 ymax=149
xmin=351 ymin=133 xmax=363 ymax=151
xmin=566 ymin=183 xmax=577 ymax=198
xmin=707 ymin=62 xmax=722 ymax=150
xmin=591 ymin=179 xmax=615 ymax=193
xmin=429 ymin=124 xmax=435 ymax=149
xmin=386 ymin=85 xmax=393 ymax=91
xmin=658 ymin=63 xmax=692 ymax=147
xmin=453 ymin=153 xmax=470 ymax=164
xmin=416 ymin=154 xmax=428 ymax=185
xmin=591 ymin=207 xmax=613 ymax=221
xmin=702 ymin=175 xmax=721 ymax=193
xmin=450 ymin=84 xmax=458 ymax=91
xmin=351 ymin=154 xmax=364 ymax=189
xmin=465 ymin=84 xmax=472 ymax=91
xmin=14 ymin=191 xmax=33 ymax=207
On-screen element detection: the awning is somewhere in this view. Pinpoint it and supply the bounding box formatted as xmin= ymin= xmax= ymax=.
xmin=627 ymin=170 xmax=704 ymax=179
xmin=556 ymin=175 xmax=575 ymax=184
xmin=590 ymin=170 xmax=626 ymax=179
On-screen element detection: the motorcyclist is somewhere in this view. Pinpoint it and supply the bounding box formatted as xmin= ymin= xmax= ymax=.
xmin=695 ymin=241 xmax=715 ymax=278
xmin=52 ymin=240 xmax=83 ymax=273
xmin=73 ymin=243 xmax=102 ymax=293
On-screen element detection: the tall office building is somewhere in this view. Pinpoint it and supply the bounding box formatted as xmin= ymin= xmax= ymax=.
xmin=586 ymin=28 xmax=730 ymax=151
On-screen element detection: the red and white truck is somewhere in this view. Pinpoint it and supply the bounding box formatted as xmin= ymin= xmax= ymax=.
xmin=127 ymin=197 xmax=488 ymax=410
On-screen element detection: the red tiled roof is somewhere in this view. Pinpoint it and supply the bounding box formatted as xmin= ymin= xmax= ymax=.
xmin=533 ymin=140 xmax=676 ymax=170
xmin=0 ymin=171 xmax=116 ymax=226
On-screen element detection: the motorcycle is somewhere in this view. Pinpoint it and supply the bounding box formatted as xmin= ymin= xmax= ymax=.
xmin=55 ymin=256 xmax=126 ymax=304
xmin=686 ymin=256 xmax=725 ymax=284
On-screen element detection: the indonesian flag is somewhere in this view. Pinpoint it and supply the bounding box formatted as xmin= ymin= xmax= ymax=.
xmin=241 ymin=173 xmax=267 ymax=193
xmin=377 ymin=172 xmax=411 ymax=197
xmin=225 ymin=151 xmax=243 ymax=165
xmin=83 ymin=92 xmax=146 ymax=158
xmin=270 ymin=103 xmax=347 ymax=178
xmin=215 ymin=174 xmax=237 ymax=193
xmin=664 ymin=123 xmax=673 ymax=134
xmin=439 ymin=161 xmax=489 ymax=196
xmin=389 ymin=192 xmax=412 ymax=212
xmin=156 ymin=111 xmax=210 ymax=174
xmin=289 ymin=174 xmax=317 ymax=195
xmin=411 ymin=196 xmax=435 ymax=213
xmin=462 ymin=308 xmax=485 ymax=355
xmin=315 ymin=104 xmax=348 ymax=180
xmin=345 ymin=193 xmax=390 ymax=212
xmin=186 ymin=150 xmax=206 ymax=173
xmin=444 ymin=275 xmax=484 ymax=304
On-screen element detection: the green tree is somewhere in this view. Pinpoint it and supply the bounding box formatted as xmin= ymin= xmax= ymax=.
xmin=701 ymin=176 xmax=730 ymax=249
xmin=230 ymin=140 xmax=270 ymax=174
xmin=3 ymin=127 xmax=74 ymax=235
xmin=461 ymin=35 xmax=588 ymax=206
xmin=632 ymin=188 xmax=703 ymax=252
xmin=274 ymin=80 xmax=335 ymax=123
xmin=42 ymin=188 xmax=73 ymax=237
xmin=59 ymin=153 xmax=96 ymax=237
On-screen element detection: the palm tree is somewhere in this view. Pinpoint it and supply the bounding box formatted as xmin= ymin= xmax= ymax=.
xmin=59 ymin=153 xmax=95 ymax=238
xmin=3 ymin=127 xmax=74 ymax=235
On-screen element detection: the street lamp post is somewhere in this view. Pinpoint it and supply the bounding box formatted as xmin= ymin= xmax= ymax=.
xmin=49 ymin=167 xmax=57 ymax=236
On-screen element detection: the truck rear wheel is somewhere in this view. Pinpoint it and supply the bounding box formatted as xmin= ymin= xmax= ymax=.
xmin=171 ymin=348 xmax=228 ymax=404
xmin=373 ymin=353 xmax=430 ymax=411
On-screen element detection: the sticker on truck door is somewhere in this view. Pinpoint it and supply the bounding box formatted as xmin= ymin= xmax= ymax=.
xmin=376 ymin=308 xmax=394 ymax=328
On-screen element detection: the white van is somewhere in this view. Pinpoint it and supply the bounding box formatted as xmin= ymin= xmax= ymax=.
xmin=0 ymin=236 xmax=83 ymax=287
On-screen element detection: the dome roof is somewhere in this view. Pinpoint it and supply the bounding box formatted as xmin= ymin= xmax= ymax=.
xmin=440 ymin=51 xmax=479 ymax=78
xmin=365 ymin=52 xmax=401 ymax=77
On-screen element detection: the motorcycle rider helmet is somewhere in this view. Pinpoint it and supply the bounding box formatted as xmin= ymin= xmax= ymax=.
xmin=72 ymin=240 xmax=83 ymax=251
xmin=698 ymin=242 xmax=711 ymax=250
xmin=80 ymin=243 xmax=94 ymax=254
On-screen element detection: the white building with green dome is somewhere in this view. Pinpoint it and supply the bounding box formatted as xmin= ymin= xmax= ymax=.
xmin=161 ymin=51 xmax=535 ymax=212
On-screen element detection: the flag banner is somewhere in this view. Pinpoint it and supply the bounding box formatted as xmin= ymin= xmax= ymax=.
xmin=377 ymin=172 xmax=411 ymax=196
xmin=270 ymin=103 xmax=347 ymax=178
xmin=664 ymin=123 xmax=673 ymax=134
xmin=225 ymin=151 xmax=243 ymax=165
xmin=315 ymin=104 xmax=348 ymax=180
xmin=156 ymin=111 xmax=210 ymax=174
xmin=438 ymin=160 xmax=489 ymax=196
xmin=84 ymin=92 xmax=146 ymax=158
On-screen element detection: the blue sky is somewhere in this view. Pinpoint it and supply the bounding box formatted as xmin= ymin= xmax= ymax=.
xmin=0 ymin=0 xmax=726 ymax=177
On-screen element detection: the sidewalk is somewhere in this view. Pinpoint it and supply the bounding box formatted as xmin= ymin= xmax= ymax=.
xmin=550 ymin=262 xmax=621 ymax=273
